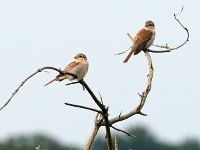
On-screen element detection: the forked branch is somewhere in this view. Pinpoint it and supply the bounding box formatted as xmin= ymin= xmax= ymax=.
xmin=79 ymin=80 xmax=113 ymax=150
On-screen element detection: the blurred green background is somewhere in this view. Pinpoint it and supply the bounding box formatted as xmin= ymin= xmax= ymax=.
xmin=1 ymin=125 xmax=199 ymax=150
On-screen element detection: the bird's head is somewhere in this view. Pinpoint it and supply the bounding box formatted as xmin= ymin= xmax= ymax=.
xmin=145 ymin=20 xmax=155 ymax=29
xmin=74 ymin=53 xmax=87 ymax=60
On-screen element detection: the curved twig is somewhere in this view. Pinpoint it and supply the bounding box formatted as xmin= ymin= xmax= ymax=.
xmin=111 ymin=125 xmax=135 ymax=137
xmin=0 ymin=66 xmax=76 ymax=111
xmin=148 ymin=6 xmax=189 ymax=53
xmin=101 ymin=50 xmax=153 ymax=126
xmin=136 ymin=51 xmax=153 ymax=110
xmin=114 ymin=46 xmax=131 ymax=55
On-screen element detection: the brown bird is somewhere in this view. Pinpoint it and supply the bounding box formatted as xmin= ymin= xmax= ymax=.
xmin=123 ymin=20 xmax=155 ymax=63
xmin=44 ymin=53 xmax=89 ymax=86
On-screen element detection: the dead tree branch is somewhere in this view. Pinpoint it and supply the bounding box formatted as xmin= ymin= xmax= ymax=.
xmin=148 ymin=6 xmax=189 ymax=53
xmin=64 ymin=102 xmax=102 ymax=114
xmin=84 ymin=113 xmax=101 ymax=150
xmin=101 ymin=48 xmax=153 ymax=126
xmin=0 ymin=66 xmax=76 ymax=111
xmin=65 ymin=81 xmax=80 ymax=86
xmin=111 ymin=125 xmax=135 ymax=137
xmin=79 ymin=80 xmax=113 ymax=150
xmin=137 ymin=51 xmax=153 ymax=110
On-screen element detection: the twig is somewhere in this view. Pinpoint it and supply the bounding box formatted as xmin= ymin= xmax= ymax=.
xmin=111 ymin=125 xmax=135 ymax=137
xmin=147 ymin=49 xmax=171 ymax=53
xmin=118 ymin=111 xmax=122 ymax=117
xmin=64 ymin=102 xmax=102 ymax=114
xmin=0 ymin=66 xmax=76 ymax=111
xmin=65 ymin=81 xmax=80 ymax=86
xmin=127 ymin=33 xmax=134 ymax=41
xmin=99 ymin=92 xmax=104 ymax=105
xmin=114 ymin=46 xmax=131 ymax=55
xmin=171 ymin=6 xmax=189 ymax=50
xmin=114 ymin=33 xmax=134 ymax=56
xmin=79 ymin=80 xmax=106 ymax=111
xmin=65 ymin=81 xmax=85 ymax=90
xmin=148 ymin=6 xmax=189 ymax=53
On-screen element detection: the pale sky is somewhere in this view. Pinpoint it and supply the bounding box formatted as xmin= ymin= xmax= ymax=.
xmin=0 ymin=0 xmax=199 ymax=147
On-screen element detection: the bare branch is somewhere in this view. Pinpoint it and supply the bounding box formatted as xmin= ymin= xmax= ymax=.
xmin=147 ymin=49 xmax=171 ymax=53
xmin=64 ymin=102 xmax=102 ymax=114
xmin=148 ymin=6 xmax=189 ymax=53
xmin=99 ymin=92 xmax=104 ymax=105
xmin=111 ymin=126 xmax=135 ymax=137
xmin=114 ymin=46 xmax=131 ymax=55
xmin=79 ymin=80 xmax=106 ymax=111
xmin=118 ymin=111 xmax=122 ymax=117
xmin=65 ymin=81 xmax=80 ymax=86
xmin=65 ymin=81 xmax=85 ymax=90
xmin=79 ymin=80 xmax=113 ymax=150
xmin=137 ymin=51 xmax=153 ymax=110
xmin=0 ymin=66 xmax=76 ymax=111
xmin=101 ymin=50 xmax=152 ymax=126
xmin=127 ymin=33 xmax=134 ymax=41
xmin=84 ymin=113 xmax=101 ymax=150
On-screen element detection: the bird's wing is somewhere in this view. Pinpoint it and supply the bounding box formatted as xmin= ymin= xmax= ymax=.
xmin=133 ymin=28 xmax=153 ymax=55
xmin=63 ymin=60 xmax=81 ymax=72
xmin=44 ymin=60 xmax=82 ymax=86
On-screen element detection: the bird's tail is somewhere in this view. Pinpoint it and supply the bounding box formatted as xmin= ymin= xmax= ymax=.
xmin=44 ymin=78 xmax=56 ymax=86
xmin=123 ymin=50 xmax=134 ymax=63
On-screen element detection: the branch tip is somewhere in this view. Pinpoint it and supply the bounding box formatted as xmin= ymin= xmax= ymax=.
xmin=111 ymin=125 xmax=136 ymax=137
xmin=137 ymin=111 xmax=147 ymax=116
xmin=119 ymin=111 xmax=122 ymax=117
xmin=137 ymin=93 xmax=143 ymax=98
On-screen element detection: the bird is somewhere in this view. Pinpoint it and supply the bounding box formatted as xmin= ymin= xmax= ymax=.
xmin=123 ymin=20 xmax=155 ymax=63
xmin=44 ymin=53 xmax=89 ymax=86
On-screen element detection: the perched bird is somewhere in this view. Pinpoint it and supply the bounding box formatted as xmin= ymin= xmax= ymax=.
xmin=123 ymin=20 xmax=155 ymax=63
xmin=44 ymin=53 xmax=89 ymax=86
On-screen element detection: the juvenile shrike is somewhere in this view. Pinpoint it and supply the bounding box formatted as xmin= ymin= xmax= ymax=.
xmin=44 ymin=53 xmax=89 ymax=86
